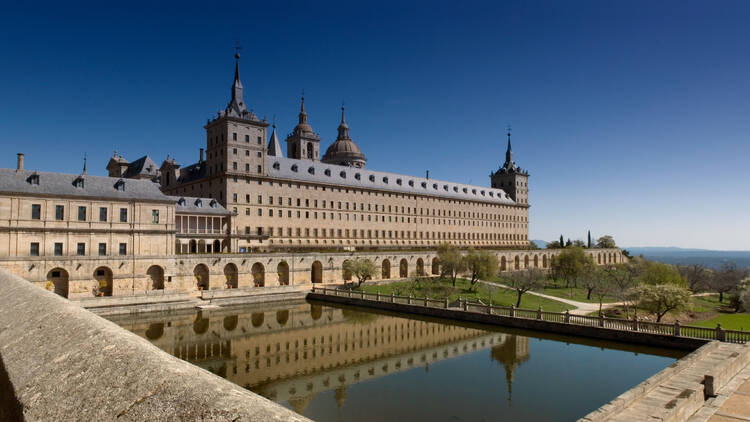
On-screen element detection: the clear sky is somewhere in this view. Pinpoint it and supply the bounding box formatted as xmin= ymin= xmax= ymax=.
xmin=1 ymin=1 xmax=748 ymax=250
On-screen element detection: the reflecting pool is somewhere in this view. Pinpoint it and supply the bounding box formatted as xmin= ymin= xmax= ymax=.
xmin=109 ymin=300 xmax=687 ymax=421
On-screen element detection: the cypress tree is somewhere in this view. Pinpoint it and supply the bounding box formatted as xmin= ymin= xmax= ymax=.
xmin=559 ymin=234 xmax=564 ymax=248
xmin=587 ymin=230 xmax=591 ymax=248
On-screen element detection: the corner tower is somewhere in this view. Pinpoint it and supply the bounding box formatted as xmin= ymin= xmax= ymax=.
xmin=490 ymin=130 xmax=529 ymax=205
xmin=285 ymin=97 xmax=321 ymax=161
xmin=203 ymin=52 xmax=269 ymax=186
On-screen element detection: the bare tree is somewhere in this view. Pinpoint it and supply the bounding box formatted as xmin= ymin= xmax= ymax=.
xmin=677 ymin=264 xmax=710 ymax=292
xmin=504 ymin=268 xmax=546 ymax=308
xmin=707 ymin=262 xmax=745 ymax=302
xmin=604 ymin=263 xmax=641 ymax=318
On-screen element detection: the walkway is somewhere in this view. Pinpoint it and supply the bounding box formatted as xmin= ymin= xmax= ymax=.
xmin=689 ymin=353 xmax=750 ymax=422
xmin=480 ymin=280 xmax=625 ymax=315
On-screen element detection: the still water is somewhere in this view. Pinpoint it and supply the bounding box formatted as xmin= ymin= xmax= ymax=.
xmin=110 ymin=300 xmax=686 ymax=421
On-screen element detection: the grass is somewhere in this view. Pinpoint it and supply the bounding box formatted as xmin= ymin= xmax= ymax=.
xmin=354 ymin=277 xmax=576 ymax=313
xmin=537 ymin=286 xmax=619 ymax=304
xmin=689 ymin=313 xmax=750 ymax=331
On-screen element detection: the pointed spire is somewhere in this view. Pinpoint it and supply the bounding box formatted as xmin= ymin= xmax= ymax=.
xmin=505 ymin=129 xmax=513 ymax=166
xmin=224 ymin=47 xmax=256 ymax=120
xmin=337 ymin=105 xmax=349 ymax=139
xmin=299 ymin=95 xmax=307 ymax=124
xmin=82 ymin=154 xmax=87 ymax=175
xmin=267 ymin=122 xmax=283 ymax=157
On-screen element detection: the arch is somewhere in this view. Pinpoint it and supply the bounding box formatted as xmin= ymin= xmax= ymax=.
xmin=193 ymin=312 xmax=209 ymax=335
xmin=542 ymin=255 xmax=548 ymax=268
xmin=342 ymin=260 xmax=353 ymax=282
xmin=416 ymin=258 xmax=425 ymax=276
xmin=251 ymin=312 xmax=264 ymax=328
xmin=524 ymin=255 xmax=530 ymax=268
xmin=399 ymin=259 xmax=408 ymax=278
xmin=381 ymin=259 xmax=391 ymax=279
xmin=47 ymin=268 xmax=69 ymax=298
xmin=514 ymin=256 xmax=520 ymax=270
xmin=533 ymin=255 xmax=539 ymax=268
xmin=307 ymin=142 xmax=313 ymax=159
xmin=223 ymin=263 xmax=238 ymax=288
xmin=311 ymin=261 xmax=323 ymax=284
xmin=251 ymin=262 xmax=265 ymax=287
xmin=500 ymin=256 xmax=507 ymax=271
xmin=213 ymin=240 xmax=221 ymax=253
xmin=223 ymin=315 xmax=238 ymax=331
xmin=310 ymin=304 xmax=323 ymax=320
xmin=276 ymin=310 xmax=289 ymax=326
xmin=189 ymin=239 xmax=197 ymax=254
xmin=93 ymin=266 xmax=113 ymax=297
xmin=194 ymin=264 xmax=209 ymax=290
xmin=598 ymin=253 xmax=602 ymax=264
xmin=146 ymin=265 xmax=164 ymax=290
xmin=145 ymin=322 xmax=164 ymax=340
xmin=431 ymin=258 xmax=440 ymax=275
xmin=277 ymin=261 xmax=290 ymax=286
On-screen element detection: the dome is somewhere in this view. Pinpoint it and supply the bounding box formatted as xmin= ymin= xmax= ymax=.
xmin=321 ymin=107 xmax=366 ymax=168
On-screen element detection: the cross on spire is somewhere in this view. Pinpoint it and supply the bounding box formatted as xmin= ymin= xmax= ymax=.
xmin=234 ymin=41 xmax=242 ymax=59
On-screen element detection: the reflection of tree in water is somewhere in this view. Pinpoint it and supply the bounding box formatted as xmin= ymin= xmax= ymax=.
xmin=334 ymin=386 xmax=347 ymax=422
xmin=490 ymin=335 xmax=530 ymax=405
xmin=341 ymin=308 xmax=378 ymax=325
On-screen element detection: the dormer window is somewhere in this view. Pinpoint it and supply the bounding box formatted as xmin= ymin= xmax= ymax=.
xmin=408 ymin=180 xmax=414 ymax=187
xmin=489 ymin=192 xmax=494 ymax=197
xmin=432 ymin=183 xmax=438 ymax=190
xmin=291 ymin=164 xmax=298 ymax=172
xmin=209 ymin=199 xmax=218 ymax=208
xmin=472 ymin=189 xmax=477 ymax=194
xmin=396 ymin=178 xmax=402 ymax=185
xmin=195 ymin=199 xmax=203 ymax=208
xmin=443 ymin=184 xmax=448 ymax=191
xmin=73 ymin=176 xmax=84 ymax=189
xmin=369 ymin=175 xmax=376 ymax=182
xmin=27 ymin=173 xmax=39 ymax=185
xmin=382 ymin=177 xmax=389 ymax=184
xmin=463 ymin=188 xmax=468 ymax=193
xmin=114 ymin=179 xmax=125 ymax=191
xmin=177 ymin=198 xmax=186 ymax=206
xmin=272 ymin=162 xmax=280 ymax=170
xmin=453 ymin=186 xmax=458 ymax=192
xmin=421 ymin=182 xmax=427 ymax=188
xmin=354 ymin=173 xmax=361 ymax=180
xmin=324 ymin=169 xmax=331 ymax=176
xmin=480 ymin=190 xmax=485 ymax=196
xmin=308 ymin=167 xmax=315 ymax=175
xmin=339 ymin=171 xmax=347 ymax=178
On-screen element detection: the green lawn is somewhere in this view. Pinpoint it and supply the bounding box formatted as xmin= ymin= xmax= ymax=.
xmin=355 ymin=278 xmax=576 ymax=313
xmin=689 ymin=313 xmax=750 ymax=331
xmin=537 ymin=286 xmax=619 ymax=304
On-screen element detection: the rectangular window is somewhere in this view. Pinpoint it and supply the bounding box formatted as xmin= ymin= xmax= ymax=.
xmin=99 ymin=207 xmax=107 ymax=222
xmin=77 ymin=206 xmax=86 ymax=221
xmin=55 ymin=205 xmax=64 ymax=220
xmin=232 ymin=162 xmax=237 ymax=170
xmin=245 ymin=163 xmax=250 ymax=171
xmin=31 ymin=204 xmax=41 ymax=220
xmin=245 ymin=134 xmax=249 ymax=143
xmin=258 ymin=209 xmax=262 ymax=216
xmin=233 ymin=193 xmax=238 ymax=202
xmin=120 ymin=208 xmax=127 ymax=222
xmin=119 ymin=243 xmax=127 ymax=255
xmin=232 ymin=147 xmax=237 ymax=154
xmin=98 ymin=243 xmax=106 ymax=256
xmin=77 ymin=242 xmax=85 ymax=256
xmin=232 ymin=133 xmax=237 ymax=141
xmin=258 ymin=195 xmax=262 ymax=204
xmin=257 ymin=165 xmax=262 ymax=174
xmin=257 ymin=136 xmax=262 ymax=144
xmin=152 ymin=210 xmax=159 ymax=224
xmin=30 ymin=242 xmax=39 ymax=256
xmin=54 ymin=242 xmax=63 ymax=256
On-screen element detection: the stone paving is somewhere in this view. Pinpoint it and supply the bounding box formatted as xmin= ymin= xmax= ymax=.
xmin=689 ymin=358 xmax=750 ymax=422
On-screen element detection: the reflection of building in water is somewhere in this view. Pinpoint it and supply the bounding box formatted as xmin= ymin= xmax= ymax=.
xmin=117 ymin=303 xmax=527 ymax=413
xmin=490 ymin=335 xmax=530 ymax=403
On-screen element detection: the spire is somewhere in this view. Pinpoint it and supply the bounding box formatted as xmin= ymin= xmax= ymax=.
xmin=504 ymin=129 xmax=513 ymax=167
xmin=299 ymin=96 xmax=307 ymax=124
xmin=337 ymin=106 xmax=349 ymax=139
xmin=267 ymin=122 xmax=283 ymax=157
xmin=82 ymin=154 xmax=87 ymax=175
xmin=224 ymin=48 xmax=256 ymax=120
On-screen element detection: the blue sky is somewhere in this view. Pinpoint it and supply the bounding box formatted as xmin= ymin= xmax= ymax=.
xmin=1 ymin=1 xmax=748 ymax=250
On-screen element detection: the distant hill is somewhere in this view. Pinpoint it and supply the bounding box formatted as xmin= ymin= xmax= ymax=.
xmin=531 ymin=239 xmax=548 ymax=249
xmin=625 ymin=247 xmax=750 ymax=269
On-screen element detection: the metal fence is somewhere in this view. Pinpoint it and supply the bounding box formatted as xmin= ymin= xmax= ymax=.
xmin=310 ymin=286 xmax=750 ymax=344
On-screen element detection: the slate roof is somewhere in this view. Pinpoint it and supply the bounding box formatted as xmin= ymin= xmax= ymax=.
xmin=176 ymin=161 xmax=207 ymax=184
xmin=266 ymin=156 xmax=516 ymax=205
xmin=123 ymin=156 xmax=160 ymax=179
xmin=172 ymin=196 xmax=232 ymax=215
xmin=0 ymin=168 xmax=171 ymax=202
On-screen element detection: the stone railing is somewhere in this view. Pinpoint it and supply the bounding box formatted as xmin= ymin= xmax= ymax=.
xmin=0 ymin=268 xmax=309 ymax=421
xmin=310 ymin=287 xmax=750 ymax=345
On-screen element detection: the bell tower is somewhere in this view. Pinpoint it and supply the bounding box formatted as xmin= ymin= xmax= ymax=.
xmin=490 ymin=130 xmax=529 ymax=205
xmin=285 ymin=96 xmax=321 ymax=161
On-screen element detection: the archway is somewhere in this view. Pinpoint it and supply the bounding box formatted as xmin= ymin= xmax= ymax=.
xmin=194 ymin=264 xmax=209 ymax=290
xmin=93 ymin=266 xmax=113 ymax=297
xmin=542 ymin=255 xmax=548 ymax=268
xmin=342 ymin=260 xmax=353 ymax=282
xmin=251 ymin=312 xmax=264 ymax=328
xmin=251 ymin=262 xmax=265 ymax=287
xmin=597 ymin=254 xmax=602 ymax=264
xmin=311 ymin=304 xmax=322 ymax=320
xmin=399 ymin=259 xmax=408 ymax=278
xmin=193 ymin=312 xmax=209 ymax=334
xmin=223 ymin=315 xmax=238 ymax=331
xmin=524 ymin=255 xmax=530 ymax=268
xmin=145 ymin=322 xmax=164 ymax=340
xmin=500 ymin=256 xmax=507 ymax=272
xmin=47 ymin=268 xmax=69 ymax=298
xmin=224 ymin=263 xmax=238 ymax=288
xmin=276 ymin=310 xmax=289 ymax=326
xmin=431 ymin=258 xmax=440 ymax=275
xmin=416 ymin=258 xmax=425 ymax=276
xmin=146 ymin=265 xmax=164 ymax=290
xmin=533 ymin=255 xmax=539 ymax=268
xmin=381 ymin=259 xmax=391 ymax=279
xmin=277 ymin=261 xmax=290 ymax=286
xmin=514 ymin=256 xmax=520 ymax=270
xmin=189 ymin=239 xmax=197 ymax=254
xmin=311 ymin=261 xmax=323 ymax=284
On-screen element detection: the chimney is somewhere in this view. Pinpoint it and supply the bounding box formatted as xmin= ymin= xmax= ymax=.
xmin=17 ymin=153 xmax=24 ymax=172
xmin=199 ymin=148 xmax=204 ymax=163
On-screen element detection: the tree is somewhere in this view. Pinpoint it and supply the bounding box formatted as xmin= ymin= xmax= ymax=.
xmin=707 ymin=262 xmax=746 ymax=302
xmin=565 ymin=238 xmax=572 ymax=247
xmin=596 ymin=235 xmax=616 ymax=249
xmin=572 ymin=239 xmax=586 ymax=248
xmin=638 ymin=261 xmax=686 ymax=287
xmin=580 ymin=260 xmax=600 ymax=300
xmin=437 ymin=243 xmax=466 ymax=287
xmin=504 ymin=268 xmax=546 ymax=307
xmin=550 ymin=247 xmax=593 ymax=288
xmin=587 ymin=230 xmax=592 ymax=249
xmin=604 ymin=263 xmax=641 ymax=318
xmin=464 ymin=248 xmax=499 ymax=291
xmin=546 ymin=240 xmax=562 ymax=249
xmin=343 ymin=258 xmax=377 ymax=287
xmin=559 ymin=234 xmax=564 ymax=248
xmin=630 ymin=284 xmax=691 ymax=322
xmin=677 ymin=264 xmax=710 ymax=292
xmin=528 ymin=241 xmax=540 ymax=250
xmin=591 ymin=269 xmax=614 ymax=315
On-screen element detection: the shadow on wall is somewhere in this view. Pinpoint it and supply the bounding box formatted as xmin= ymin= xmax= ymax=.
xmin=0 ymin=351 xmax=24 ymax=421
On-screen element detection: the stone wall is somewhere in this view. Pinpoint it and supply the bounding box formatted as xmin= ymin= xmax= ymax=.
xmin=0 ymin=248 xmax=626 ymax=299
xmin=0 ymin=268 xmax=308 ymax=421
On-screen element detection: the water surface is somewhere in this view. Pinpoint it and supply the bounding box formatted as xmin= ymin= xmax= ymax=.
xmin=111 ymin=300 xmax=686 ymax=421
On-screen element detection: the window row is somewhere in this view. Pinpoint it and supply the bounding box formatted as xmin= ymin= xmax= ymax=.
xmin=28 ymin=205 xmax=160 ymax=223
xmin=29 ymin=242 xmax=128 ymax=257
xmin=243 ymin=226 xmax=527 ymax=241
